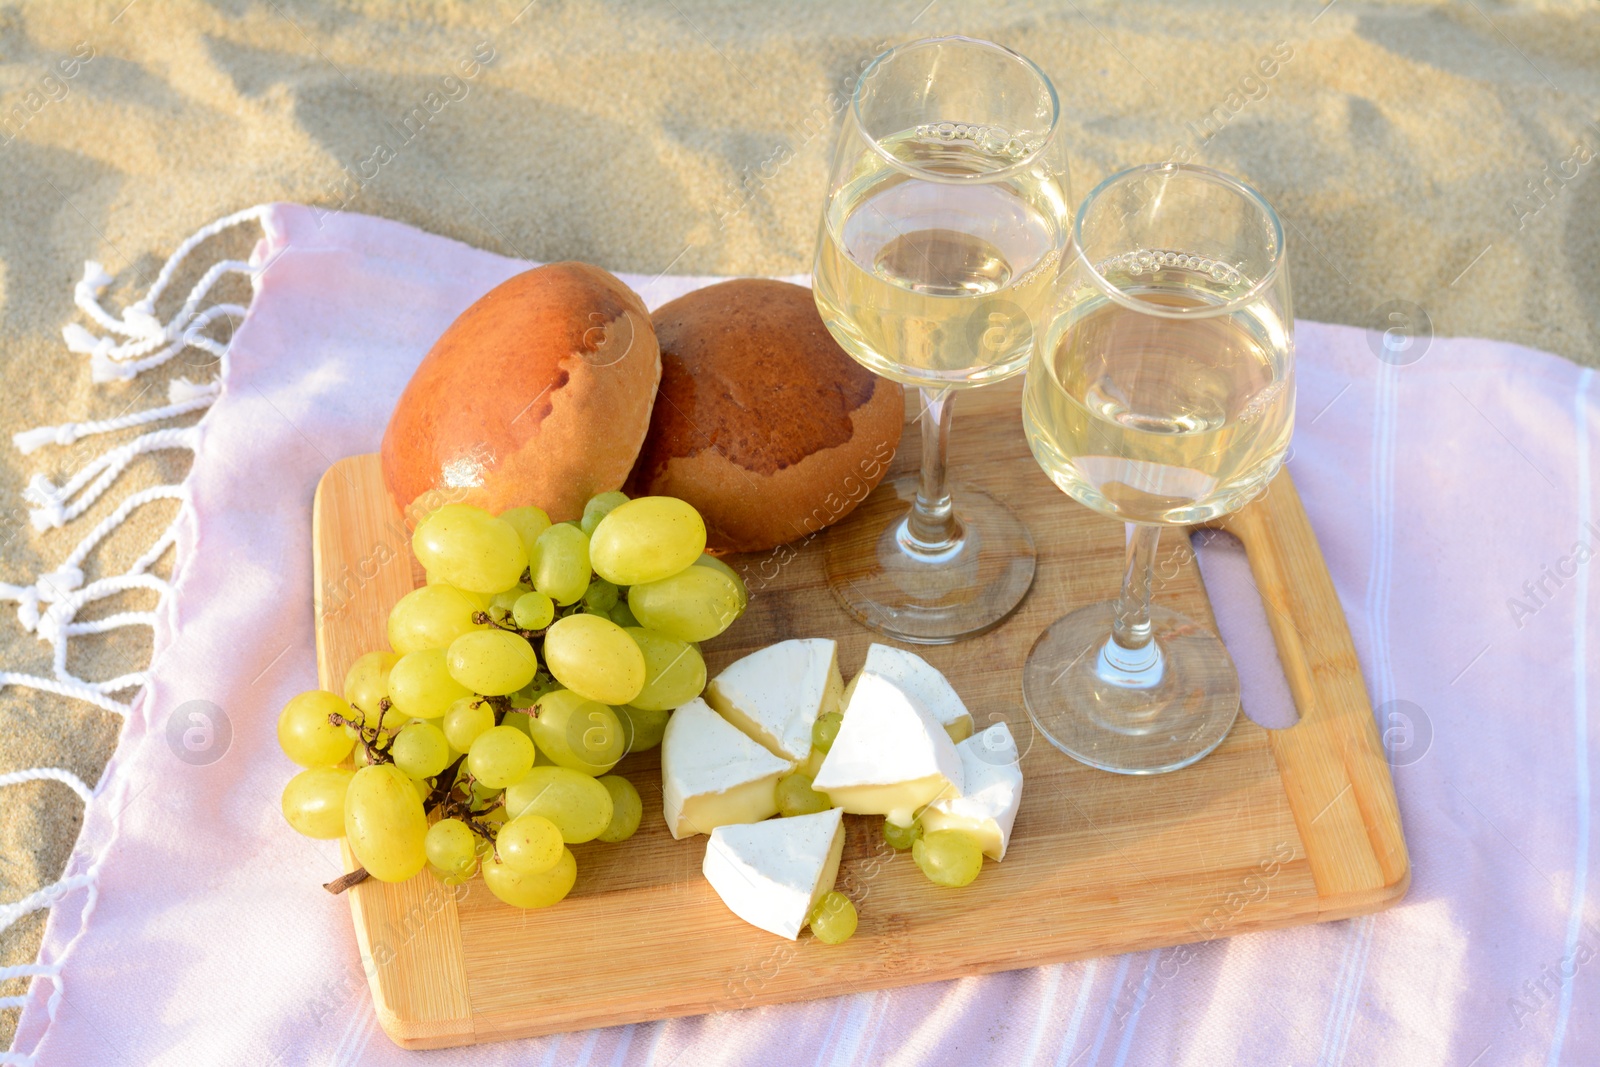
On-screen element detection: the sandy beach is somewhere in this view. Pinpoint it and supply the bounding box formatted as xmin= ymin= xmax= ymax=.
xmin=1 ymin=0 xmax=1597 ymax=1046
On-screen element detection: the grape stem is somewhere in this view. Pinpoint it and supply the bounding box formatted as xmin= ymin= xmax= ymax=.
xmin=328 ymin=706 xmax=398 ymax=766
xmin=421 ymin=754 xmax=469 ymax=812
xmin=471 ymin=610 xmax=548 ymax=642
xmin=470 ymin=694 xmax=513 ymax=725
xmin=323 ymin=868 xmax=369 ymax=894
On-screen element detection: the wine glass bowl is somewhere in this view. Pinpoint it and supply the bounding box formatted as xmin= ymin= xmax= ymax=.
xmin=811 ymin=36 xmax=1071 ymax=644
xmin=1021 ymin=163 xmax=1294 ymax=774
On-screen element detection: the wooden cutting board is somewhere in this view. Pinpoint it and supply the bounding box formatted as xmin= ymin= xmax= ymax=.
xmin=310 ymin=379 xmax=1408 ymax=1050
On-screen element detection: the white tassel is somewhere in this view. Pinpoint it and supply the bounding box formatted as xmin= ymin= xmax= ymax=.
xmin=167 ymin=377 xmax=220 ymax=402
xmin=0 ymin=583 xmax=41 ymax=631
xmin=13 ymin=393 xmax=217 ymax=455
xmin=61 ymin=323 xmax=101 ymax=354
xmin=34 ymin=568 xmax=84 ymax=601
xmin=24 ymin=426 xmax=199 ymax=530
xmin=11 ymin=424 xmax=80 ymax=454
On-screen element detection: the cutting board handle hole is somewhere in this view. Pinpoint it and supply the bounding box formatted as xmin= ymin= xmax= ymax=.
xmin=1191 ymin=528 xmax=1300 ymax=730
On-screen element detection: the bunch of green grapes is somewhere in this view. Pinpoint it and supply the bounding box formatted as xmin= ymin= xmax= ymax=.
xmin=277 ymin=490 xmax=748 ymax=910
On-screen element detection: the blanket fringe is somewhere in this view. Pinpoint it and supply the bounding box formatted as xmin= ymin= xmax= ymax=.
xmin=0 ymin=205 xmax=268 ymax=1063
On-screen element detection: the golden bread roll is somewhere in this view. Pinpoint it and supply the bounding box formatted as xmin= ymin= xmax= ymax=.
xmin=382 ymin=262 xmax=660 ymax=525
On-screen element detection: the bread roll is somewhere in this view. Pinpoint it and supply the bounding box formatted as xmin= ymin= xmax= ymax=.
xmin=627 ymin=279 xmax=903 ymax=553
xmin=382 ymin=262 xmax=660 ymax=525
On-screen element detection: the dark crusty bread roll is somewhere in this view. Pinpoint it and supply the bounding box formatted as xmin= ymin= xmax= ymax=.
xmin=627 ymin=279 xmax=903 ymax=553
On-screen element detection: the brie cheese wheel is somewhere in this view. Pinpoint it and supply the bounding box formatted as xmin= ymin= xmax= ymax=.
xmin=922 ymin=721 xmax=1024 ymax=860
xmin=661 ymin=698 xmax=792 ymax=839
xmin=812 ymin=669 xmax=963 ymax=827
xmin=702 ymin=807 xmax=846 ymax=940
xmin=705 ymin=638 xmax=843 ymax=762
xmin=841 ymin=644 xmax=974 ymax=742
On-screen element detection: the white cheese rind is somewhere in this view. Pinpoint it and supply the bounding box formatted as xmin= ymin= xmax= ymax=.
xmin=705 ymin=638 xmax=843 ymax=761
xmin=661 ymin=698 xmax=793 ymax=839
xmin=702 ymin=808 xmax=846 ymax=940
xmin=842 ymin=643 xmax=974 ymax=742
xmin=812 ymin=669 xmax=962 ymax=826
xmin=923 ymin=722 xmax=1024 ymax=860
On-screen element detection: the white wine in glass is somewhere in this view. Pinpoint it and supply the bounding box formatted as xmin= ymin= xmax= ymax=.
xmin=812 ymin=36 xmax=1071 ymax=643
xmin=1022 ymin=164 xmax=1295 ymax=774
xmin=814 ymin=128 xmax=1067 ymax=386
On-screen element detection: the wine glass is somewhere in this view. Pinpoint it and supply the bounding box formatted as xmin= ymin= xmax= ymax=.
xmin=811 ymin=35 xmax=1070 ymax=644
xmin=1021 ymin=163 xmax=1294 ymax=774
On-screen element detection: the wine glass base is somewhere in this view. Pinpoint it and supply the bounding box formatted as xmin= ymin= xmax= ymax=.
xmin=823 ymin=475 xmax=1035 ymax=645
xmin=1022 ymin=602 xmax=1240 ymax=774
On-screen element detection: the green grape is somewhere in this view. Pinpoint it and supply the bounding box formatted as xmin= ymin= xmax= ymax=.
xmin=483 ymin=847 xmax=577 ymax=909
xmin=808 ymin=891 xmax=858 ymax=944
xmin=495 ymin=813 xmax=564 ymax=873
xmin=588 ymin=496 xmax=707 ymax=586
xmin=344 ymin=764 xmax=428 ymax=882
xmin=277 ymin=689 xmax=355 ymax=767
xmin=617 ymin=704 xmax=670 ymax=753
xmin=529 ymin=523 xmax=591 ymax=606
xmin=912 ymin=829 xmax=984 ymax=888
xmin=582 ymin=579 xmax=619 ymax=614
xmin=812 ymin=711 xmax=844 ymax=755
xmin=542 ymin=614 xmax=646 ymax=705
xmin=608 ymin=601 xmax=640 ymax=628
xmin=776 ymin=772 xmax=832 ymax=818
xmin=692 ymin=554 xmax=749 ymax=611
xmin=387 ymin=583 xmax=489 ymax=654
xmin=391 ymin=721 xmax=451 ymax=780
xmin=387 ymin=648 xmax=473 ymax=719
xmin=627 ymin=566 xmax=743 ymax=643
xmin=468 ymin=725 xmax=536 ymax=789
xmin=883 ymin=819 xmax=922 ymax=851
xmin=512 ymin=591 xmax=555 ymax=631
xmin=344 ymin=651 xmax=402 ymax=728
xmin=528 ymin=689 xmax=625 ymax=775
xmin=504 ymin=765 xmax=614 ymax=843
xmin=580 ymin=490 xmax=631 ymax=536
xmin=411 ymin=775 xmax=433 ymax=802
xmin=446 ymin=629 xmax=538 ymax=695
xmin=281 ymin=766 xmax=354 ymax=838
xmin=412 ymin=504 xmax=528 ymax=594
xmin=425 ymin=818 xmax=479 ymax=884
xmin=499 ymin=505 xmax=552 ymax=560
xmin=625 ymin=627 xmax=706 ymax=711
xmin=442 ymin=697 xmax=496 ymax=751
xmin=487 ymin=584 xmax=532 ymax=624
xmin=596 ymin=775 xmax=643 ymax=842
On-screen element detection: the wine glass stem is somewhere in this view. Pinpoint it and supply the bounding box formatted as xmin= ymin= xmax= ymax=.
xmin=1101 ymin=523 xmax=1164 ymax=684
xmin=904 ymin=386 xmax=960 ymax=553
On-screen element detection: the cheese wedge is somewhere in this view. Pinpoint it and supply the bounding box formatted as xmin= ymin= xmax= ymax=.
xmin=702 ymin=808 xmax=846 ymax=940
xmin=661 ymin=698 xmax=792 ymax=839
xmin=705 ymin=638 xmax=843 ymax=762
xmin=841 ymin=644 xmax=974 ymax=742
xmin=922 ymin=722 xmax=1024 ymax=860
xmin=812 ymin=669 xmax=963 ymax=827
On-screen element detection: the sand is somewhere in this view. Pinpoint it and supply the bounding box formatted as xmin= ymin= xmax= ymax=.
xmin=1 ymin=0 xmax=1597 ymax=1047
